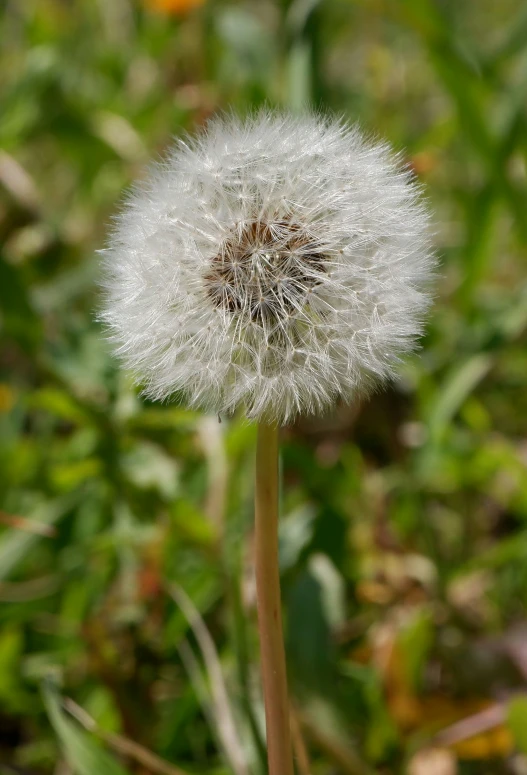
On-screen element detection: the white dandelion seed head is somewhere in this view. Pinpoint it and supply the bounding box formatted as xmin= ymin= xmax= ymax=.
xmin=100 ymin=112 xmax=434 ymax=424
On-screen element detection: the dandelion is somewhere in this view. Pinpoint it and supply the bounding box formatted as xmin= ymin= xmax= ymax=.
xmin=100 ymin=111 xmax=434 ymax=775
xmin=102 ymin=113 xmax=433 ymax=425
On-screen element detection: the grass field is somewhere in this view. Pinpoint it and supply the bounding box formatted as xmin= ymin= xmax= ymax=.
xmin=2 ymin=1 xmax=527 ymax=773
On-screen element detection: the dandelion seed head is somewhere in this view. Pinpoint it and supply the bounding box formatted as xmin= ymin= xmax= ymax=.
xmin=100 ymin=112 xmax=434 ymax=423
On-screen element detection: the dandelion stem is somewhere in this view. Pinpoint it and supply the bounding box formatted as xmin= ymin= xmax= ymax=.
xmin=255 ymin=422 xmax=294 ymax=775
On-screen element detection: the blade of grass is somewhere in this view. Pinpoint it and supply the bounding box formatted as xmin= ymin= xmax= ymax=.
xmin=63 ymin=698 xmax=191 ymax=775
xmin=169 ymin=583 xmax=250 ymax=775
xmin=427 ymin=353 xmax=493 ymax=444
xmin=42 ymin=681 xmax=131 ymax=775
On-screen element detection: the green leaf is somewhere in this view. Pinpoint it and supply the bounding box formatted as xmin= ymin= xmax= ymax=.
xmin=507 ymin=696 xmax=527 ymax=754
xmin=122 ymin=440 xmax=179 ymax=499
xmin=427 ymin=354 xmax=493 ymax=443
xmin=286 ymin=557 xmax=341 ymax=693
xmin=0 ymin=627 xmax=27 ymax=712
xmin=398 ymin=610 xmax=434 ymax=692
xmin=42 ymin=681 xmax=131 ymax=775
xmin=29 ymin=387 xmax=91 ymax=424
xmin=0 ymin=493 xmax=79 ymax=582
xmin=0 ymin=255 xmax=42 ymax=352
xmin=278 ymin=504 xmax=316 ymax=572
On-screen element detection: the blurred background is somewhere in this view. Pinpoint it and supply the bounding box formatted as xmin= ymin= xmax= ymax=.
xmin=1 ymin=1 xmax=527 ymax=773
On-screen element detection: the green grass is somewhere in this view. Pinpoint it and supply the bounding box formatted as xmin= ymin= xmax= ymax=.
xmin=1 ymin=1 xmax=527 ymax=773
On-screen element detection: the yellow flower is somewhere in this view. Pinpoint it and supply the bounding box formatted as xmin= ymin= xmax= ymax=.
xmin=145 ymin=0 xmax=205 ymax=14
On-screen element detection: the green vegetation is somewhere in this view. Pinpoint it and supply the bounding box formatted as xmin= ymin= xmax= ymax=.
xmin=1 ymin=1 xmax=527 ymax=773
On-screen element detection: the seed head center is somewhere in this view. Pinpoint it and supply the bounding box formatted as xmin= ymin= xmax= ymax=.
xmin=204 ymin=220 xmax=326 ymax=325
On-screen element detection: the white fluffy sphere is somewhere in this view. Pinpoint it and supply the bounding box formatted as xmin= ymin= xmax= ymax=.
xmin=101 ymin=112 xmax=434 ymax=424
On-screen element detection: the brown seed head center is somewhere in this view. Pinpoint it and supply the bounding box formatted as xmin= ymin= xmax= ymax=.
xmin=204 ymin=220 xmax=326 ymax=324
